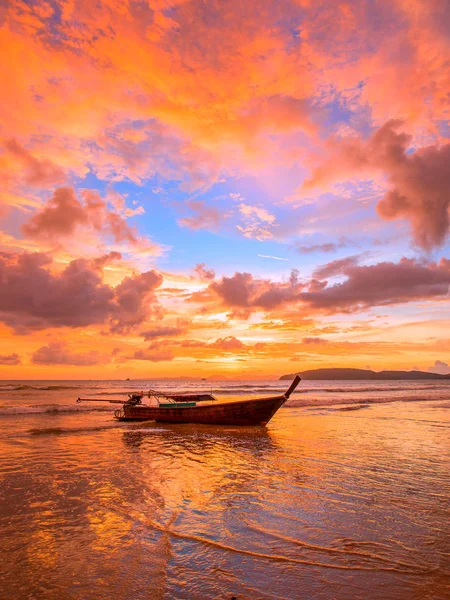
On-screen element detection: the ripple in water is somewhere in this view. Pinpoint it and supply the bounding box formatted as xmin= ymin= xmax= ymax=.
xmin=0 ymin=387 xmax=449 ymax=599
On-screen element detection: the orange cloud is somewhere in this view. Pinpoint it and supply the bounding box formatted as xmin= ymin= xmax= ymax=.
xmin=133 ymin=348 xmax=175 ymax=362
xmin=31 ymin=341 xmax=106 ymax=366
xmin=0 ymin=353 xmax=21 ymax=365
xmin=2 ymin=138 xmax=66 ymax=187
xmin=23 ymin=187 xmax=136 ymax=244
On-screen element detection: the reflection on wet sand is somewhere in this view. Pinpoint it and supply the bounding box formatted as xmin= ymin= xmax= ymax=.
xmin=0 ymin=402 xmax=449 ymax=599
xmin=121 ymin=421 xmax=278 ymax=450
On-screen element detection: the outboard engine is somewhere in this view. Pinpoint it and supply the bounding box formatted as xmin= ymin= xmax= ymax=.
xmin=126 ymin=393 xmax=143 ymax=406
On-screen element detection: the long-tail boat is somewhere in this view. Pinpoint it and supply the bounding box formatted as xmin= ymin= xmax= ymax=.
xmin=76 ymin=376 xmax=301 ymax=426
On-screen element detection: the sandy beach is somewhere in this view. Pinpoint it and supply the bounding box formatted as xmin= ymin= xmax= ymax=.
xmin=1 ymin=380 xmax=449 ymax=599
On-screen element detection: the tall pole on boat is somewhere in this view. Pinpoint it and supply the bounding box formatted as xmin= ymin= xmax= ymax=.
xmin=284 ymin=375 xmax=301 ymax=399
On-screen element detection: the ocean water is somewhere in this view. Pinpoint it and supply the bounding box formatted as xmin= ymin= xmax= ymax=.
xmin=0 ymin=380 xmax=449 ymax=599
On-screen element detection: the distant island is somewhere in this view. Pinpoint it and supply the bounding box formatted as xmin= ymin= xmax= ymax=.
xmin=280 ymin=368 xmax=450 ymax=380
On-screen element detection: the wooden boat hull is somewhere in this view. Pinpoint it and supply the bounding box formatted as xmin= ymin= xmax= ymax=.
xmin=115 ymin=394 xmax=288 ymax=425
xmin=77 ymin=376 xmax=301 ymax=427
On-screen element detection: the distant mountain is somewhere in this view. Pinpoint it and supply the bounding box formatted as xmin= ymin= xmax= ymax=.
xmin=279 ymin=368 xmax=450 ymax=380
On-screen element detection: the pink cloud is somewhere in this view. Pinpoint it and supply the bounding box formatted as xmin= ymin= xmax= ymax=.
xmin=194 ymin=263 xmax=216 ymax=281
xmin=428 ymin=360 xmax=450 ymax=375
xmin=32 ymin=342 xmax=105 ymax=366
xmin=111 ymin=271 xmax=163 ymax=333
xmin=206 ymin=257 xmax=450 ymax=315
xmin=0 ymin=353 xmax=21 ymax=365
xmin=22 ymin=187 xmax=140 ymax=246
xmin=210 ymin=270 xmax=305 ymax=311
xmin=210 ymin=336 xmax=245 ymax=350
xmin=0 ymin=252 xmax=114 ymax=333
xmin=303 ymin=258 xmax=450 ymax=312
xmin=22 ymin=187 xmax=88 ymax=238
xmin=111 ymin=270 xmax=164 ymax=334
xmin=296 ymin=239 xmax=351 ymax=253
xmin=304 ymin=121 xmax=450 ymax=250
xmin=3 ymin=138 xmax=66 ymax=187
xmin=308 ymin=279 xmax=327 ymax=292
xmin=0 ymin=252 xmax=163 ymax=333
xmin=133 ymin=348 xmax=175 ymax=362
xmin=302 ymin=337 xmax=328 ymax=345
xmin=312 ymin=254 xmax=366 ymax=279
xmin=141 ymin=325 xmax=186 ymax=340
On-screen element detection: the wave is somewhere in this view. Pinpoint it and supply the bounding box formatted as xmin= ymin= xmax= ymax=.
xmin=289 ymin=394 xmax=450 ymax=408
xmin=321 ymin=385 xmax=448 ymax=393
xmin=0 ymin=404 xmax=114 ymax=416
xmin=145 ymin=519 xmax=431 ymax=575
xmin=1 ymin=381 xmax=448 ymax=397
xmin=1 ymin=392 xmax=449 ymax=417
xmin=215 ymin=383 xmax=273 ymax=389
xmin=28 ymin=424 xmax=122 ymax=435
xmin=0 ymin=384 xmax=83 ymax=392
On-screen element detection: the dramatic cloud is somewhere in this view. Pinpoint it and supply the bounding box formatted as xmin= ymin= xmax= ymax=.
xmin=0 ymin=353 xmax=21 ymax=365
xmin=305 ymin=121 xmax=450 ymax=250
xmin=312 ymin=254 xmax=366 ymax=279
xmin=2 ymin=0 xmax=450 ymax=376
xmin=32 ymin=342 xmax=105 ymax=366
xmin=111 ymin=270 xmax=164 ymax=334
xmin=0 ymin=252 xmax=114 ymax=333
xmin=22 ymin=188 xmax=88 ymax=238
xmin=2 ymin=0 xmax=449 ymax=196
xmin=303 ymin=258 xmax=450 ymax=312
xmin=22 ymin=187 xmax=141 ymax=246
xmin=0 ymin=252 xmax=163 ymax=333
xmin=207 ymin=258 xmax=450 ymax=315
xmin=210 ymin=270 xmax=304 ymax=311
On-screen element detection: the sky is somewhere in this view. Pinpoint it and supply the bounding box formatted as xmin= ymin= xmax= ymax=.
xmin=1 ymin=0 xmax=450 ymax=379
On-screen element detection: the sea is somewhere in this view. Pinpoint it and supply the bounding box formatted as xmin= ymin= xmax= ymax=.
xmin=0 ymin=379 xmax=449 ymax=600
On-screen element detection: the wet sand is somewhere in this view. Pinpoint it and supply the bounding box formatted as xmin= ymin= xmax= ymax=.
xmin=0 ymin=381 xmax=449 ymax=599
